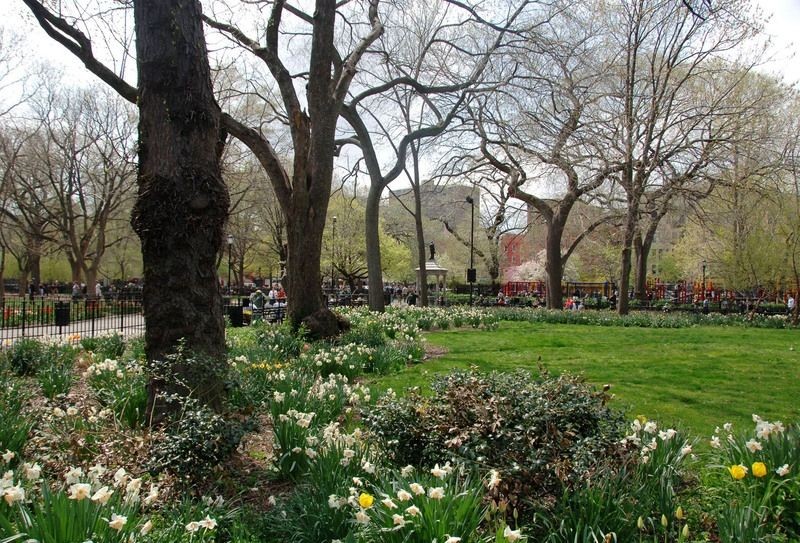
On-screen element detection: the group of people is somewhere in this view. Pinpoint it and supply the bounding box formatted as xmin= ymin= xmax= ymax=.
xmin=248 ymin=284 xmax=286 ymax=310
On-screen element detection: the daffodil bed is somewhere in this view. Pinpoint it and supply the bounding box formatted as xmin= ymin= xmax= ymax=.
xmin=0 ymin=306 xmax=797 ymax=543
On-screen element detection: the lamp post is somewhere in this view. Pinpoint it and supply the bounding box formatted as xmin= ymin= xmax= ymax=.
xmin=466 ymin=195 xmax=475 ymax=305
xmin=227 ymin=234 xmax=234 ymax=295
xmin=331 ymin=216 xmax=337 ymax=301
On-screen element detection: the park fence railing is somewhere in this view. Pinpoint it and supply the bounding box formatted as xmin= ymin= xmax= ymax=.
xmin=1 ymin=296 xmax=146 ymax=344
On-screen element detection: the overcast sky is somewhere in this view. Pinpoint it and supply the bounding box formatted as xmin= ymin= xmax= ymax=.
xmin=4 ymin=1 xmax=800 ymax=89
xmin=754 ymin=0 xmax=800 ymax=85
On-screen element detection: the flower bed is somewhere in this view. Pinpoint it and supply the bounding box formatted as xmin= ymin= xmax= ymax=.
xmin=0 ymin=307 xmax=796 ymax=542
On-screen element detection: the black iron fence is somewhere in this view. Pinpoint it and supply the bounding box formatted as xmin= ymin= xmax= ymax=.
xmin=1 ymin=296 xmax=145 ymax=344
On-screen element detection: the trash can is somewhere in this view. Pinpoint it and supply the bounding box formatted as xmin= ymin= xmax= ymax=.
xmin=228 ymin=305 xmax=244 ymax=327
xmin=55 ymin=302 xmax=70 ymax=327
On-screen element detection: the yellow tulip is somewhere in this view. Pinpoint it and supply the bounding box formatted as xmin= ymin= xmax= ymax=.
xmin=728 ymin=464 xmax=747 ymax=480
xmin=682 ymin=524 xmax=689 ymax=538
xmin=358 ymin=493 xmax=374 ymax=509
xmin=637 ymin=516 xmax=645 ymax=530
xmin=752 ymin=462 xmax=767 ymax=478
xmin=675 ymin=506 xmax=684 ymax=520
xmin=661 ymin=514 xmax=668 ymax=527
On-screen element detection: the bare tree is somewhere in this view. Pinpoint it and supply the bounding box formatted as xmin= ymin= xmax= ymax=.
xmin=608 ymin=0 xmax=762 ymax=314
xmin=23 ymin=86 xmax=138 ymax=297
xmin=340 ymin=0 xmax=537 ymax=310
xmin=460 ymin=4 xmax=624 ymax=309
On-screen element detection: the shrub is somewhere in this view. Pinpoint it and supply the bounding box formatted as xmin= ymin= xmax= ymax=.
xmin=7 ymin=338 xmax=45 ymax=375
xmin=363 ymin=368 xmax=627 ymax=516
xmin=148 ymin=398 xmax=248 ymax=483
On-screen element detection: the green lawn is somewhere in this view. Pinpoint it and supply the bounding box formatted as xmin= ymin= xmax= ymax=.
xmin=369 ymin=321 xmax=800 ymax=436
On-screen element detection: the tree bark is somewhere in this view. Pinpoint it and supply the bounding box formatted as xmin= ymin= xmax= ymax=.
xmin=544 ymin=219 xmax=566 ymax=309
xmin=364 ymin=180 xmax=385 ymax=311
xmin=131 ymin=0 xmax=229 ymax=415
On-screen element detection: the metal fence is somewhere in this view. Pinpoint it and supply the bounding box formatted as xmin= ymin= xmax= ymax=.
xmin=1 ymin=296 xmax=146 ymax=344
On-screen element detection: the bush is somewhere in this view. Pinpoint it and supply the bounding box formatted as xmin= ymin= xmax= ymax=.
xmin=149 ymin=398 xmax=248 ymax=483
xmin=7 ymin=338 xmax=45 ymax=375
xmin=363 ymin=368 xmax=627 ymax=517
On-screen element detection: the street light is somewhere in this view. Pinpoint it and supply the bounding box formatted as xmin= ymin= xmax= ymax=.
xmin=465 ymin=195 xmax=476 ymax=305
xmin=331 ymin=216 xmax=337 ymax=301
xmin=227 ymin=234 xmax=234 ymax=294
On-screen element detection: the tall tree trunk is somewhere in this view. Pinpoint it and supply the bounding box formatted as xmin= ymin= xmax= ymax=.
xmin=0 ymin=245 xmax=5 ymax=300
xmin=285 ymin=212 xmax=325 ymax=325
xmin=68 ymin=257 xmax=81 ymax=284
xmin=131 ymin=0 xmax=229 ymax=416
xmin=617 ymin=202 xmax=638 ymax=315
xmin=364 ymin=180 xmax=385 ymax=311
xmin=545 ymin=220 xmax=565 ymax=309
xmin=412 ymin=190 xmax=428 ymax=307
xmin=633 ymin=235 xmax=647 ymax=301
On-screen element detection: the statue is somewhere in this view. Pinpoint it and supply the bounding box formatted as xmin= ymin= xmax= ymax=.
xmin=429 ymin=242 xmax=436 ymax=260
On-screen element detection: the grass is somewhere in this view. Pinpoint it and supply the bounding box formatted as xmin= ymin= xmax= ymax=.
xmin=367 ymin=321 xmax=800 ymax=436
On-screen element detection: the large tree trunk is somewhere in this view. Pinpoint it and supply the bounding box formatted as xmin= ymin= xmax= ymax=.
xmin=545 ymin=220 xmax=565 ymax=310
xmin=131 ymin=0 xmax=229 ymax=416
xmin=617 ymin=203 xmax=638 ymax=315
xmin=364 ymin=180 xmax=385 ymax=311
xmin=0 ymin=245 xmax=5 ymax=300
xmin=633 ymin=235 xmax=647 ymax=301
xmin=285 ymin=212 xmax=325 ymax=326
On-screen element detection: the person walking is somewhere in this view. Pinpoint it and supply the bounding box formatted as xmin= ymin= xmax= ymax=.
xmin=788 ymin=295 xmax=796 ymax=315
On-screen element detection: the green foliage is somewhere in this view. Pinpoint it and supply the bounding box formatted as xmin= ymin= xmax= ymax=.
xmin=146 ymin=344 xmax=248 ymax=483
xmin=0 ymin=374 xmax=32 ymax=458
xmin=85 ymin=358 xmax=148 ymax=428
xmin=148 ymin=397 xmax=248 ymax=483
xmin=708 ymin=416 xmax=800 ymax=540
xmin=364 ymin=368 xmax=626 ymax=516
xmin=37 ymin=352 xmax=74 ymax=399
xmin=262 ymin=428 xmax=375 ymax=543
xmin=7 ymin=338 xmax=45 ymax=375
xmin=0 ymin=475 xmax=144 ymax=543
xmin=80 ymin=332 xmax=126 ymax=360
xmin=353 ymin=465 xmax=488 ymax=543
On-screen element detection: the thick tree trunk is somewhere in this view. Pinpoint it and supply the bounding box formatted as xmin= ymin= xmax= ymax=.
xmin=413 ymin=196 xmax=428 ymax=307
xmin=68 ymin=258 xmax=81 ymax=284
xmin=0 ymin=245 xmax=5 ymax=300
xmin=617 ymin=204 xmax=638 ymax=315
xmin=364 ymin=181 xmax=385 ymax=311
xmin=285 ymin=213 xmax=325 ymax=326
xmin=633 ymin=236 xmax=646 ymax=301
xmin=131 ymin=0 xmax=229 ymax=416
xmin=545 ymin=221 xmax=565 ymax=310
